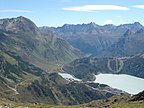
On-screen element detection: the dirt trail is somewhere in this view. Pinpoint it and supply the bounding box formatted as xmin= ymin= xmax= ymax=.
xmin=3 ymin=82 xmax=19 ymax=95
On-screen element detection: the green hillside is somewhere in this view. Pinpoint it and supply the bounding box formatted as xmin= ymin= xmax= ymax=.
xmin=0 ymin=16 xmax=81 ymax=71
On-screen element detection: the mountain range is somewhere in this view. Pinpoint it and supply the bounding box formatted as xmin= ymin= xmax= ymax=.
xmin=43 ymin=22 xmax=144 ymax=57
xmin=0 ymin=16 xmax=144 ymax=107
xmin=0 ymin=16 xmax=127 ymax=105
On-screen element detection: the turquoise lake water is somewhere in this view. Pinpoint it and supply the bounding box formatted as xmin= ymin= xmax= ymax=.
xmin=95 ymin=74 xmax=144 ymax=94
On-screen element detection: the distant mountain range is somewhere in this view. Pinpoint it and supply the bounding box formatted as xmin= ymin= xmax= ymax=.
xmin=42 ymin=22 xmax=144 ymax=57
xmin=99 ymin=28 xmax=144 ymax=57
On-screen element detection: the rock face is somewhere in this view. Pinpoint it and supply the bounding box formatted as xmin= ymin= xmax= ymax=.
xmin=99 ymin=28 xmax=144 ymax=57
xmin=0 ymin=16 xmax=81 ymax=71
xmin=0 ymin=16 xmax=38 ymax=33
xmin=45 ymin=22 xmax=143 ymax=56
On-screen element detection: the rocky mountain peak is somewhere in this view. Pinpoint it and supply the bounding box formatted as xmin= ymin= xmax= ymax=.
xmin=89 ymin=22 xmax=98 ymax=28
xmin=0 ymin=16 xmax=38 ymax=33
xmin=134 ymin=22 xmax=143 ymax=27
xmin=118 ymin=22 xmax=143 ymax=32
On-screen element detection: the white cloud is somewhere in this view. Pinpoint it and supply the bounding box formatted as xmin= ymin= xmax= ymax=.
xmin=104 ymin=20 xmax=113 ymax=25
xmin=63 ymin=5 xmax=129 ymax=11
xmin=133 ymin=5 xmax=144 ymax=9
xmin=0 ymin=10 xmax=32 ymax=13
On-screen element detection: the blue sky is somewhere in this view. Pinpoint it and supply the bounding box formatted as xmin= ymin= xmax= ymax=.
xmin=0 ymin=0 xmax=144 ymax=27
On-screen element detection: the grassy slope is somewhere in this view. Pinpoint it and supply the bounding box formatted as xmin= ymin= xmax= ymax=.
xmin=85 ymin=94 xmax=144 ymax=108
xmin=109 ymin=102 xmax=144 ymax=108
xmin=0 ymin=99 xmax=144 ymax=108
xmin=0 ymin=17 xmax=81 ymax=72
xmin=0 ymin=99 xmax=84 ymax=108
